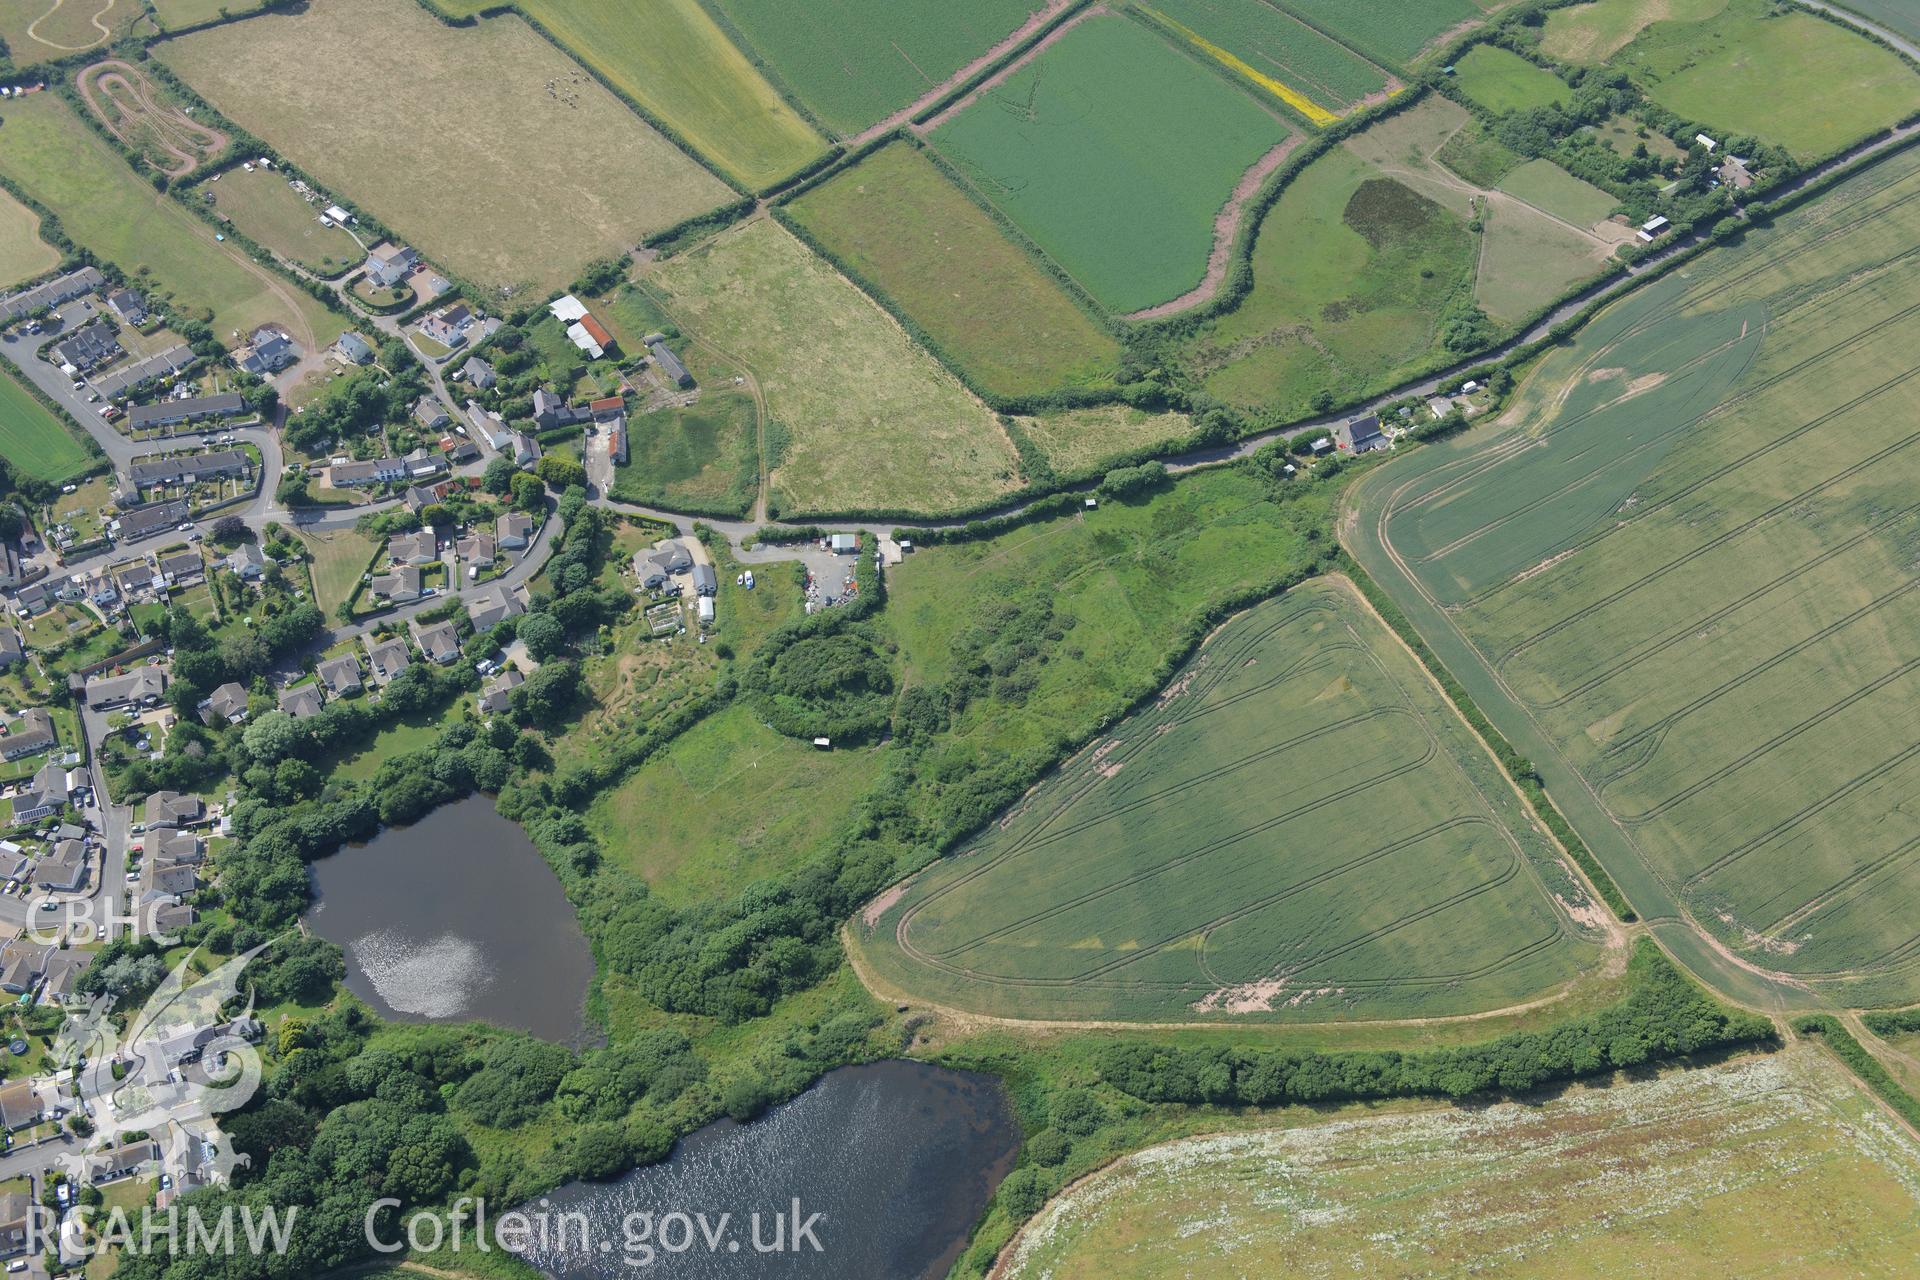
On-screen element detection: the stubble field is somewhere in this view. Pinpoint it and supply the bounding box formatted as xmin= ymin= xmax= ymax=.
xmin=861 ymin=576 xmax=1605 ymax=1023
xmin=1348 ymin=143 xmax=1920 ymax=1008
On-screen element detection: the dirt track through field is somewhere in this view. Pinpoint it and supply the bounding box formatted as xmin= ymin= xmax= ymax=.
xmin=25 ymin=0 xmax=117 ymax=52
xmin=849 ymin=0 xmax=1080 ymax=146
xmin=77 ymin=58 xmax=228 ymax=178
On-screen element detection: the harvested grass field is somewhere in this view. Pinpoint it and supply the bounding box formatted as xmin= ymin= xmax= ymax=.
xmin=1540 ymin=0 xmax=1730 ymax=64
xmin=1453 ymin=44 xmax=1572 ymax=114
xmin=1607 ymin=0 xmax=1920 ymax=159
xmin=1012 ymin=404 xmax=1194 ymax=477
xmin=927 ymin=11 xmax=1292 ymax=314
xmin=1496 ymin=158 xmax=1619 ymax=227
xmin=0 ymin=0 xmax=144 ymax=66
xmin=515 ymin=0 xmax=825 ymax=189
xmin=640 ymin=218 xmax=1019 ymax=516
xmin=0 ymin=93 xmax=336 ymax=348
xmin=586 ymin=703 xmax=888 ymax=904
xmin=1347 ymin=144 xmax=1920 ymax=1009
xmin=202 ymin=167 xmax=360 ymax=277
xmin=0 ymin=189 xmax=58 ymax=289
xmin=158 ymin=0 xmax=732 ymax=295
xmin=294 ymin=526 xmax=379 ymax=619
xmin=1140 ymin=0 xmax=1394 ymax=118
xmin=1272 ymin=0 xmax=1483 ymax=67
xmin=785 ymin=142 xmax=1120 ymax=400
xmin=861 ymin=576 xmax=1605 ymax=1022
xmin=1000 ymin=1047 xmax=1920 ymax=1278
xmin=1182 ymin=127 xmax=1477 ymax=417
xmin=708 ymin=0 xmax=1040 ymax=135
xmin=609 ymin=388 xmax=759 ymax=516
xmin=0 ymin=369 xmax=91 ymax=484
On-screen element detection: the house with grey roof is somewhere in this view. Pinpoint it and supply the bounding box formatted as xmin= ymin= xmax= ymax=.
xmin=414 ymin=397 xmax=450 ymax=431
xmin=466 ymin=584 xmax=523 ymax=632
xmin=477 ymin=666 xmax=523 ymax=715
xmin=112 ymin=499 xmax=190 ymax=543
xmin=232 ymin=325 xmax=297 ymax=376
xmin=362 ymin=243 xmax=418 ymax=287
xmin=363 ymin=634 xmax=411 ymax=684
xmin=461 ymin=355 xmax=495 ymax=388
xmin=52 ymin=319 xmax=121 ymax=371
xmin=128 ymin=447 xmax=250 ymax=491
xmin=32 ymin=839 xmax=87 ymax=893
xmin=126 ymin=393 xmax=246 ymax=433
xmin=106 ymin=287 xmax=147 ymax=325
xmin=316 ymin=655 xmax=363 ymax=696
xmin=13 ymin=762 xmax=68 ymax=823
xmin=83 ymin=666 xmax=167 ymax=711
xmin=1 ymin=709 xmax=56 ymax=763
xmin=197 ymin=681 xmax=249 ymax=726
xmin=277 ymin=684 xmax=324 ymax=719
xmin=226 ymin=541 xmax=266 ymax=580
xmin=388 ymin=529 xmax=438 ymax=566
xmin=335 ymin=331 xmax=376 ymax=365
xmin=144 ymin=790 xmax=205 ymax=830
xmin=408 ymin=618 xmax=460 ymax=665
xmin=496 ymin=511 xmax=533 ymax=549
xmin=368 ymin=565 xmax=423 ymax=603
xmin=328 ymin=456 xmax=405 ymax=488
xmin=1338 ymin=413 xmax=1387 ymax=454
xmin=0 ymin=628 xmax=23 ymax=671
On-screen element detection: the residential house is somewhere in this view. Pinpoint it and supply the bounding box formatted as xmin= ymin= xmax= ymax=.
xmin=83 ymin=666 xmax=167 ymax=711
xmin=1338 ymin=413 xmax=1386 ymax=454
xmin=39 ymin=950 xmax=89 ymax=1006
xmin=455 ymin=531 xmax=495 ymax=565
xmin=363 ymin=635 xmax=411 ymax=684
xmin=128 ymin=447 xmax=251 ymax=492
xmin=32 ymin=840 xmax=87 ymax=893
xmin=466 ymin=584 xmax=522 ymax=632
xmin=691 ymin=563 xmax=717 ymax=597
xmin=388 ymin=529 xmax=438 ymax=566
xmin=444 ymin=438 xmax=480 ymax=465
xmin=316 ymin=654 xmax=363 ymax=696
xmin=52 ymin=320 xmax=121 ymax=372
xmin=0 ymin=1188 xmax=30 ymax=1257
xmin=0 ymin=544 xmax=25 ymax=590
xmin=335 ymin=331 xmax=376 ymax=365
xmin=91 ymin=1140 xmax=160 ymax=1185
xmin=402 ymin=484 xmax=437 ymax=514
xmin=1 ymin=709 xmax=55 ymax=762
xmin=226 ymin=541 xmax=266 ymax=580
xmin=93 ymin=345 xmax=195 ymax=400
xmin=105 ymin=287 xmax=147 ymax=325
xmin=153 ymin=830 xmax=203 ymax=864
xmin=327 ymin=456 xmax=406 ymax=488
xmin=413 ymin=397 xmax=450 ymax=432
xmin=143 ymin=790 xmax=205 ymax=831
xmin=0 ymin=940 xmax=46 ymax=997
xmin=508 ymin=431 xmax=542 ymax=466
xmin=277 ymin=684 xmax=324 ymax=719
xmin=363 ymin=243 xmax=418 ymax=288
xmin=112 ymin=498 xmax=190 ymax=543
xmin=476 ymin=666 xmax=523 ymax=715
xmin=0 ymin=628 xmax=24 ymax=672
xmin=126 ymin=393 xmax=247 ymax=432
xmin=634 ymin=542 xmax=691 ymax=589
xmin=403 ymin=446 xmax=448 ymax=479
xmin=157 ymin=550 xmax=203 ymax=586
xmin=419 ymin=303 xmax=472 ymax=348
xmin=367 ymin=565 xmax=423 ymax=603
xmin=0 ymin=1080 xmax=40 ymax=1131
xmin=9 ymin=581 xmax=52 ymax=616
xmin=531 ymin=387 xmax=589 ymax=431
xmin=408 ymin=618 xmax=460 ymax=665
xmin=143 ymin=860 xmax=196 ymax=898
xmin=232 ymin=325 xmax=298 ymax=376
xmin=461 ymin=356 xmax=496 ymax=389
xmin=496 ymin=511 xmax=534 ymax=549
xmin=10 ymin=762 xmax=66 ymax=823
xmin=0 ymin=265 xmax=103 ymax=322
xmin=197 ymin=681 xmax=249 ymax=725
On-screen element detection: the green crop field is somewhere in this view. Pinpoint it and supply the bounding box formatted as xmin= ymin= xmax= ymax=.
xmin=1180 ymin=108 xmax=1476 ymax=417
xmin=0 ymin=93 xmax=338 ymax=349
xmin=1453 ymin=44 xmax=1572 ymax=114
xmin=1605 ymin=0 xmax=1920 ymax=159
xmin=641 ymin=218 xmax=1019 ymax=516
xmin=860 ymin=576 xmax=1605 ymax=1022
xmin=1495 ymin=158 xmax=1618 ymax=227
xmin=1828 ymin=0 xmax=1920 ymax=44
xmin=1348 ymin=144 xmax=1920 ymax=1009
xmin=0 ymin=370 xmax=91 ymax=484
xmin=928 ymin=13 xmax=1293 ymax=315
xmin=1140 ymin=0 xmax=1394 ymax=115
xmin=609 ymin=388 xmax=760 ymax=516
xmin=1001 ymin=1047 xmax=1920 ymax=1278
xmin=1272 ymin=0 xmax=1482 ymax=67
xmin=515 ymin=0 xmax=826 ymax=189
xmin=706 ymin=0 xmax=1038 ymax=136
xmin=0 ymin=187 xmax=58 ymax=289
xmin=786 ymin=142 xmax=1120 ymax=400
xmin=586 ymin=702 xmax=889 ymax=905
xmin=158 ymin=0 xmax=732 ymax=294
xmin=203 ymin=167 xmax=361 ymax=277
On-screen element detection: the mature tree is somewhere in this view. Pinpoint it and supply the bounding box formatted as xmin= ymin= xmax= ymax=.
xmin=536 ymin=453 xmax=586 ymax=491
xmin=242 ymin=710 xmax=302 ymax=764
xmin=482 ymin=456 xmax=517 ymax=495
xmin=509 ymin=470 xmax=545 ymax=513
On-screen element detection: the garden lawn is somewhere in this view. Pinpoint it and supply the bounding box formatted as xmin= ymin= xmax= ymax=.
xmin=928 ymin=12 xmax=1292 ymax=314
xmin=516 ymin=0 xmax=826 ymax=189
xmin=0 ymin=187 xmax=58 ymax=288
xmin=0 ymin=93 xmax=338 ymax=348
xmin=0 ymin=369 xmax=92 ymax=483
xmin=1453 ymin=44 xmax=1571 ymax=114
xmin=294 ymin=526 xmax=380 ymax=619
xmin=707 ymin=0 xmax=1039 ymax=135
xmin=641 ymin=219 xmax=1019 ymax=516
xmin=158 ymin=0 xmax=732 ymax=293
xmin=786 ymin=142 xmax=1120 ymax=400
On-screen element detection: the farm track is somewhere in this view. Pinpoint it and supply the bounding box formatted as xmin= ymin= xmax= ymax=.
xmin=912 ymin=4 xmax=1105 ymax=137
xmin=25 ymin=0 xmax=116 ymax=52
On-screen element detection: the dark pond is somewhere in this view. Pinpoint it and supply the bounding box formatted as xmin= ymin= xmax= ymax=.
xmin=512 ymin=1060 xmax=1019 ymax=1279
xmin=305 ymin=795 xmax=593 ymax=1043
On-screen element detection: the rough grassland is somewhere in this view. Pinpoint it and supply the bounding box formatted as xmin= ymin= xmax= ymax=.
xmin=586 ymin=702 xmax=888 ymax=905
xmin=0 ymin=94 xmax=337 ymax=347
xmin=204 ymin=167 xmax=361 ymax=277
xmin=862 ymin=576 xmax=1603 ymax=1023
xmin=1540 ymin=0 xmax=1729 ymax=64
xmin=786 ymin=143 xmax=1120 ymax=400
xmin=1013 ymin=405 xmax=1195 ymax=477
xmin=0 ymin=369 xmax=91 ymax=484
xmin=0 ymin=1 xmax=142 ymax=66
xmin=1182 ymin=138 xmax=1476 ymax=417
xmin=1610 ymin=0 xmax=1920 ymax=160
xmin=928 ymin=12 xmax=1292 ymax=314
xmin=1142 ymin=0 xmax=1392 ymax=113
xmin=1453 ymin=44 xmax=1572 ymax=115
xmin=707 ymin=0 xmax=1039 ymax=136
xmin=0 ymin=188 xmax=58 ymax=289
xmin=1272 ymin=0 xmax=1482 ymax=67
xmin=642 ymin=219 xmax=1019 ymax=516
xmin=1347 ymin=144 xmax=1920 ymax=1008
xmin=158 ymin=0 xmax=732 ymax=294
xmin=515 ymin=0 xmax=826 ymax=189
xmin=1497 ymin=158 xmax=1619 ymax=227
xmin=1002 ymin=1048 xmax=1920 ymax=1278
xmin=609 ymin=388 xmax=759 ymax=517
xmin=150 ymin=0 xmax=265 ymax=28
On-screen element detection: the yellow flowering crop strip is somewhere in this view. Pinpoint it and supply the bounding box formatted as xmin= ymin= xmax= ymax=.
xmin=1140 ymin=6 xmax=1340 ymax=127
